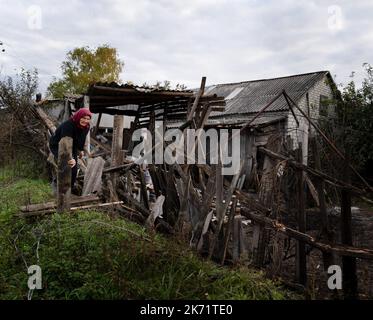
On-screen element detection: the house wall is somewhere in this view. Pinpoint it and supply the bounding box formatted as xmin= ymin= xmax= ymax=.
xmin=286 ymin=74 xmax=335 ymax=164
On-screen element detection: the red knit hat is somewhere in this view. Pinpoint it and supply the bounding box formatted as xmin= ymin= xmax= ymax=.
xmin=71 ymin=108 xmax=92 ymax=129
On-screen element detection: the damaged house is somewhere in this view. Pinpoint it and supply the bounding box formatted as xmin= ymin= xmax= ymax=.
xmin=204 ymin=70 xmax=337 ymax=165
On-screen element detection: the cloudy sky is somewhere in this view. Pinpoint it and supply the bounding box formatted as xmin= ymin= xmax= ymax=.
xmin=0 ymin=0 xmax=372 ymax=94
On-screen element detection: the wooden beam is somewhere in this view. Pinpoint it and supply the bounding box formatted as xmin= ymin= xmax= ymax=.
xmin=340 ymin=158 xmax=358 ymax=299
xmin=187 ymin=77 xmax=206 ymax=122
xmin=240 ymin=208 xmax=373 ymax=260
xmin=111 ymin=115 xmax=124 ymax=197
xmin=312 ymin=138 xmax=335 ymax=270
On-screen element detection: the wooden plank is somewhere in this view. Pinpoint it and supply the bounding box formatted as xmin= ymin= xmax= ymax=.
xmin=209 ymin=161 xmax=243 ymax=259
xmin=139 ymin=165 xmax=150 ymax=210
xmin=232 ymin=215 xmax=247 ymax=263
xmin=191 ymin=167 xmax=217 ymax=248
xmin=57 ymin=137 xmax=73 ymax=213
xmin=220 ymin=196 xmax=237 ymax=264
xmin=145 ymin=195 xmax=165 ymax=228
xmin=187 ymin=77 xmax=206 ymax=122
xmin=18 ymin=201 xmax=124 ymax=217
xmin=82 ymin=156 xmax=105 ymax=196
xmin=197 ymin=210 xmax=213 ymax=252
xmin=111 ymin=114 xmax=124 ymax=197
xmin=20 ymin=195 xmax=100 ymax=212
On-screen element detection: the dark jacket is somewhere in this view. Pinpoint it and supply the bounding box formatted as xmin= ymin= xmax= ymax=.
xmin=49 ymin=119 xmax=89 ymax=159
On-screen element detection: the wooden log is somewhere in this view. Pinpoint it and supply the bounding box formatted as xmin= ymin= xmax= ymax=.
xmin=57 ymin=137 xmax=73 ymax=213
xmin=34 ymin=103 xmax=56 ymax=134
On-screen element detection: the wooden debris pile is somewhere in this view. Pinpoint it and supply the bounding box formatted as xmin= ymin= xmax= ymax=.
xmin=14 ymin=78 xmax=373 ymax=299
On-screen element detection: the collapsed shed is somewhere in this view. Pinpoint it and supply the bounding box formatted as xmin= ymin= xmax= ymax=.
xmin=17 ymin=73 xmax=373 ymax=299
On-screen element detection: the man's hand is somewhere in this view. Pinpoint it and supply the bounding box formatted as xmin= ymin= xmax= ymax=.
xmin=68 ymin=159 xmax=76 ymax=168
xmin=79 ymin=151 xmax=84 ymax=159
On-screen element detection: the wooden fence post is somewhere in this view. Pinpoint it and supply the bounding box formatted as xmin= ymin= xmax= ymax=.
xmin=295 ymin=145 xmax=307 ymax=286
xmin=341 ymin=159 xmax=358 ymax=299
xmin=57 ymin=137 xmax=73 ymax=213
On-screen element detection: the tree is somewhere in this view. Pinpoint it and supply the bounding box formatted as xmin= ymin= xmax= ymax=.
xmin=47 ymin=45 xmax=124 ymax=98
xmin=321 ymin=64 xmax=373 ymax=183
xmin=0 ymin=68 xmax=38 ymax=110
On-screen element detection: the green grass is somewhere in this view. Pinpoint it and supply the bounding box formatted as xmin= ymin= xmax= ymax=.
xmin=0 ymin=167 xmax=300 ymax=300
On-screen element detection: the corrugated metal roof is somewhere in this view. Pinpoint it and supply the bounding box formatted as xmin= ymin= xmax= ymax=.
xmin=90 ymin=82 xmax=193 ymax=94
xmin=208 ymin=71 xmax=329 ymax=117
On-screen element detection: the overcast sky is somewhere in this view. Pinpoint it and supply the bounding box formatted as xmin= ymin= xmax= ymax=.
xmin=1 ymin=0 xmax=372 ymax=94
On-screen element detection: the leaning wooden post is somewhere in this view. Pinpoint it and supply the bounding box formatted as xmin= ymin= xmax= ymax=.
xmin=111 ymin=115 xmax=124 ymax=200
xmin=295 ymin=145 xmax=307 ymax=286
xmin=341 ymin=159 xmax=358 ymax=299
xmin=57 ymin=137 xmax=73 ymax=213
